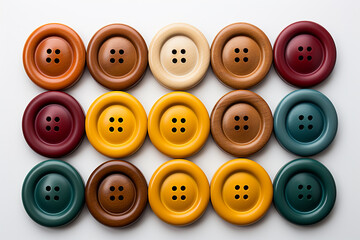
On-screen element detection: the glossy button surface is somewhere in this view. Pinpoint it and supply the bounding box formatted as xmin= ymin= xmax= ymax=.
xmin=86 ymin=160 xmax=147 ymax=227
xmin=87 ymin=24 xmax=148 ymax=90
xmin=274 ymin=21 xmax=336 ymax=87
xmin=149 ymin=23 xmax=210 ymax=90
xmin=86 ymin=91 xmax=147 ymax=158
xmin=211 ymin=159 xmax=272 ymax=225
xmin=274 ymin=89 xmax=337 ymax=156
xmin=211 ymin=90 xmax=273 ymax=157
xmin=148 ymin=92 xmax=209 ymax=158
xmin=22 ymin=91 xmax=85 ymax=158
xmin=23 ymin=23 xmax=85 ymax=90
xmin=211 ymin=23 xmax=273 ymax=89
xmin=148 ymin=159 xmax=209 ymax=225
xmin=22 ymin=160 xmax=84 ymax=227
xmin=273 ymin=158 xmax=336 ymax=225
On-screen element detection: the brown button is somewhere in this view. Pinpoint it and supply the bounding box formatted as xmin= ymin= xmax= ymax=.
xmin=85 ymin=160 xmax=147 ymax=227
xmin=211 ymin=23 xmax=272 ymax=89
xmin=23 ymin=23 xmax=86 ymax=90
xmin=87 ymin=24 xmax=148 ymax=90
xmin=211 ymin=90 xmax=273 ymax=157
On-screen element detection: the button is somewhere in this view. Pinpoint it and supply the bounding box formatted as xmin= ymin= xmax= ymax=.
xmin=22 ymin=91 xmax=85 ymax=158
xmin=148 ymin=92 xmax=209 ymax=158
xmin=274 ymin=21 xmax=336 ymax=87
xmin=274 ymin=89 xmax=337 ymax=156
xmin=22 ymin=160 xmax=84 ymax=227
xmin=85 ymin=160 xmax=147 ymax=227
xmin=86 ymin=91 xmax=147 ymax=158
xmin=87 ymin=24 xmax=148 ymax=90
xmin=23 ymin=23 xmax=86 ymax=90
xmin=148 ymin=159 xmax=209 ymax=225
xmin=211 ymin=23 xmax=272 ymax=89
xmin=211 ymin=90 xmax=273 ymax=157
xmin=273 ymin=158 xmax=336 ymax=225
xmin=149 ymin=23 xmax=210 ymax=90
xmin=211 ymin=159 xmax=272 ymax=225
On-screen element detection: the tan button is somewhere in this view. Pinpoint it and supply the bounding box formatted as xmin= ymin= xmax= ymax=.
xmin=211 ymin=90 xmax=273 ymax=157
xmin=149 ymin=23 xmax=210 ymax=90
xmin=211 ymin=23 xmax=272 ymax=89
xmin=23 ymin=23 xmax=86 ymax=90
xmin=87 ymin=24 xmax=148 ymax=90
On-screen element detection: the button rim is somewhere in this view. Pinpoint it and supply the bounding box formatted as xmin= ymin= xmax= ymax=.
xmin=211 ymin=90 xmax=273 ymax=157
xmin=87 ymin=24 xmax=148 ymax=90
xmin=22 ymin=91 xmax=85 ymax=158
xmin=148 ymin=92 xmax=210 ymax=158
xmin=274 ymin=21 xmax=336 ymax=87
xmin=149 ymin=23 xmax=210 ymax=90
xmin=23 ymin=23 xmax=86 ymax=90
xmin=85 ymin=160 xmax=148 ymax=227
xmin=211 ymin=22 xmax=273 ymax=89
xmin=22 ymin=160 xmax=84 ymax=227
xmin=148 ymin=159 xmax=209 ymax=226
xmin=274 ymin=89 xmax=338 ymax=156
xmin=85 ymin=91 xmax=147 ymax=158
xmin=273 ymin=158 xmax=336 ymax=225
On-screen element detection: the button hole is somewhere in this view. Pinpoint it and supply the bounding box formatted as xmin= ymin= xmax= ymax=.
xmin=172 ymin=49 xmax=177 ymax=54
xmin=243 ymin=194 xmax=248 ymax=199
xmin=55 ymin=49 xmax=60 ymax=54
xmin=172 ymin=58 xmax=177 ymax=63
xmin=46 ymin=58 xmax=51 ymax=63
xmin=181 ymin=58 xmax=186 ymax=63
xmin=172 ymin=195 xmax=177 ymax=200
xmin=234 ymin=57 xmax=240 ymax=62
xmin=119 ymin=49 xmax=124 ymax=55
xmin=243 ymin=57 xmax=248 ymax=62
xmin=181 ymin=195 xmax=186 ymax=200
xmin=181 ymin=49 xmax=186 ymax=54
xmin=298 ymin=46 xmax=303 ymax=51
xmin=110 ymin=49 xmax=115 ymax=54
xmin=172 ymin=127 xmax=177 ymax=133
xmin=172 ymin=186 xmax=177 ymax=191
xmin=234 ymin=48 xmax=240 ymax=53
xmin=54 ymin=58 xmax=60 ymax=64
xmin=235 ymin=194 xmax=240 ymax=199
xmin=47 ymin=49 xmax=52 ymax=54
xmin=180 ymin=127 xmax=185 ymax=133
xmin=243 ymin=48 xmax=248 ymax=53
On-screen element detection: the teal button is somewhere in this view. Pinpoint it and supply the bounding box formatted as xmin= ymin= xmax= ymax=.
xmin=273 ymin=158 xmax=336 ymax=225
xmin=274 ymin=89 xmax=337 ymax=156
xmin=22 ymin=160 xmax=84 ymax=227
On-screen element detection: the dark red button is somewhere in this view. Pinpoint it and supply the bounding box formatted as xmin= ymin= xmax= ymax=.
xmin=274 ymin=21 xmax=336 ymax=87
xmin=22 ymin=91 xmax=85 ymax=158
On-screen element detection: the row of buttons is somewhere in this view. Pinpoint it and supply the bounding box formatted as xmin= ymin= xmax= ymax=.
xmin=22 ymin=89 xmax=337 ymax=158
xmin=23 ymin=21 xmax=336 ymax=91
xmin=22 ymin=158 xmax=336 ymax=227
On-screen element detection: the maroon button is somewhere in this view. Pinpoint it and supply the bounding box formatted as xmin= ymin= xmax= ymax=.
xmin=274 ymin=21 xmax=336 ymax=87
xmin=23 ymin=91 xmax=85 ymax=158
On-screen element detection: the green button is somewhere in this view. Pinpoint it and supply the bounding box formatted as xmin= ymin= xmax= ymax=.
xmin=22 ymin=160 xmax=84 ymax=227
xmin=273 ymin=158 xmax=336 ymax=225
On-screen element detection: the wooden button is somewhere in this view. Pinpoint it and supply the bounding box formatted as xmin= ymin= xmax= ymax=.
xmin=211 ymin=159 xmax=272 ymax=225
xmin=148 ymin=159 xmax=209 ymax=225
xmin=23 ymin=23 xmax=85 ymax=90
xmin=149 ymin=23 xmax=210 ymax=90
xmin=274 ymin=21 xmax=336 ymax=87
xmin=211 ymin=90 xmax=273 ymax=157
xmin=85 ymin=160 xmax=148 ymax=227
xmin=87 ymin=24 xmax=148 ymax=90
xmin=211 ymin=23 xmax=272 ymax=89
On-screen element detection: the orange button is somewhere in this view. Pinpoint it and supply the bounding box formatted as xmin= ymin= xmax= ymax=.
xmin=148 ymin=92 xmax=210 ymax=158
xmin=148 ymin=159 xmax=209 ymax=225
xmin=85 ymin=92 xmax=147 ymax=158
xmin=23 ymin=23 xmax=86 ymax=90
xmin=211 ymin=159 xmax=273 ymax=225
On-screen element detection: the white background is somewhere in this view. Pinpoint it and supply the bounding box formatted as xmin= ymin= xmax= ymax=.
xmin=0 ymin=0 xmax=358 ymax=239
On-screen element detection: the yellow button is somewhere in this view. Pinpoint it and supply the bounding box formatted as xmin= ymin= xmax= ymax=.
xmin=148 ymin=92 xmax=210 ymax=158
xmin=148 ymin=159 xmax=209 ymax=226
xmin=211 ymin=159 xmax=273 ymax=225
xmin=86 ymin=91 xmax=147 ymax=158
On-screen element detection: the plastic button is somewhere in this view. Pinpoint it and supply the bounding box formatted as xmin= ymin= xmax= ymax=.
xmin=22 ymin=160 xmax=84 ymax=227
xmin=274 ymin=89 xmax=337 ymax=156
xmin=149 ymin=23 xmax=210 ymax=90
xmin=211 ymin=23 xmax=272 ymax=89
xmin=274 ymin=21 xmax=336 ymax=87
xmin=86 ymin=160 xmax=147 ymax=227
xmin=86 ymin=91 xmax=147 ymax=158
xmin=22 ymin=91 xmax=85 ymax=158
xmin=211 ymin=90 xmax=273 ymax=157
xmin=273 ymin=158 xmax=336 ymax=225
xmin=87 ymin=24 xmax=148 ymax=90
xmin=148 ymin=92 xmax=209 ymax=158
xmin=148 ymin=159 xmax=209 ymax=225
xmin=211 ymin=159 xmax=272 ymax=225
xmin=23 ymin=23 xmax=86 ymax=90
